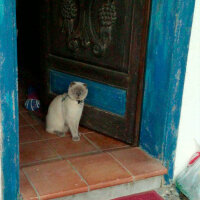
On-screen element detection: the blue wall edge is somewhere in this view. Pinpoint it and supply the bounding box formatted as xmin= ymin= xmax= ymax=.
xmin=140 ymin=0 xmax=195 ymax=184
xmin=0 ymin=0 xmax=19 ymax=199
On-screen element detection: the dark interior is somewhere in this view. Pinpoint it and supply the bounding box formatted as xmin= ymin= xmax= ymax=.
xmin=16 ymin=0 xmax=41 ymax=91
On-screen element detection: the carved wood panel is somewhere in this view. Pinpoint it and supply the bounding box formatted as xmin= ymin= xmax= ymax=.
xmin=61 ymin=0 xmax=117 ymax=57
xmin=49 ymin=0 xmax=133 ymax=73
xmin=42 ymin=0 xmax=151 ymax=144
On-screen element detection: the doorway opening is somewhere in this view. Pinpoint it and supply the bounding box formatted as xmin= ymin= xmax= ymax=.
xmin=16 ymin=0 xmax=130 ymax=173
xmin=16 ymin=1 xmax=167 ymax=199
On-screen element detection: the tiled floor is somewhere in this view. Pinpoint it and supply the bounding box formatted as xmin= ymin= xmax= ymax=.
xmin=19 ymin=110 xmax=128 ymax=168
xmin=19 ymin=89 xmax=167 ymax=200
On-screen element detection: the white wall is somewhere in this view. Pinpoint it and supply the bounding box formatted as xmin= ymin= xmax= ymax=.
xmin=174 ymin=0 xmax=200 ymax=178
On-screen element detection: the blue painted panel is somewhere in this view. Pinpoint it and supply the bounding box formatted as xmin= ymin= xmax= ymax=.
xmin=140 ymin=0 xmax=195 ymax=183
xmin=0 ymin=0 xmax=19 ymax=198
xmin=50 ymin=70 xmax=127 ymax=116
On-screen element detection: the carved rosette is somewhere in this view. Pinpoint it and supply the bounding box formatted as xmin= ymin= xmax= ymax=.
xmin=61 ymin=0 xmax=117 ymax=57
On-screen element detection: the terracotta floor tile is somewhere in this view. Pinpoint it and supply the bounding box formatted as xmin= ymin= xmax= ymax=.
xmin=20 ymin=126 xmax=41 ymax=144
xmin=20 ymin=141 xmax=58 ymax=166
xmin=23 ymin=160 xmax=88 ymax=199
xmin=19 ymin=113 xmax=29 ymax=126
xmin=48 ymin=136 xmax=98 ymax=158
xmin=84 ymin=132 xmax=128 ymax=150
xmin=34 ymin=123 xmax=70 ymax=140
xmin=79 ymin=126 xmax=93 ymax=134
xmin=111 ymin=147 xmax=167 ymax=181
xmin=69 ymin=153 xmax=133 ymax=190
xmin=20 ymin=170 xmax=38 ymax=200
xmin=21 ymin=112 xmax=41 ymax=125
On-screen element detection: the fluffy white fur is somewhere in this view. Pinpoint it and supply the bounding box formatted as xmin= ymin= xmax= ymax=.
xmin=46 ymin=82 xmax=88 ymax=141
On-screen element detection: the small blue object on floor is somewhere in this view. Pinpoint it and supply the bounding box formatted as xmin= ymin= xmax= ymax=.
xmin=24 ymin=86 xmax=40 ymax=111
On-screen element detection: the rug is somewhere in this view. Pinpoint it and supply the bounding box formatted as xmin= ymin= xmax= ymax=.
xmin=112 ymin=191 xmax=164 ymax=200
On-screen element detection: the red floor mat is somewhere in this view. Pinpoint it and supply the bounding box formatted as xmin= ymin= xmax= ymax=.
xmin=112 ymin=191 xmax=163 ymax=200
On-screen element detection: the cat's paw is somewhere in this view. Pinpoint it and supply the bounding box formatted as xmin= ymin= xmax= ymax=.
xmin=54 ymin=131 xmax=66 ymax=137
xmin=72 ymin=136 xmax=80 ymax=142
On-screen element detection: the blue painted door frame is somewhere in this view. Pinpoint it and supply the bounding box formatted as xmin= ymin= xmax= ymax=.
xmin=0 ymin=0 xmax=19 ymax=199
xmin=140 ymin=0 xmax=195 ymax=184
xmin=0 ymin=0 xmax=195 ymax=198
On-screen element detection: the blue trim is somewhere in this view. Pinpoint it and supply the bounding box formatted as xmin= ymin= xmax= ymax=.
xmin=50 ymin=70 xmax=127 ymax=116
xmin=0 ymin=0 xmax=19 ymax=198
xmin=140 ymin=0 xmax=195 ymax=183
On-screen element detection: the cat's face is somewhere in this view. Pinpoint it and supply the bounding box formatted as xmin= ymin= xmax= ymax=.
xmin=68 ymin=82 xmax=88 ymax=101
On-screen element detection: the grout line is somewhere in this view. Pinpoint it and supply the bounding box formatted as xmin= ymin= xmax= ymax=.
xmin=82 ymin=134 xmax=102 ymax=152
xmin=82 ymin=133 xmax=129 ymax=153
xmin=46 ymin=142 xmax=63 ymax=160
xmin=19 ymin=138 xmax=53 ymax=145
xmin=61 ymin=150 xmax=100 ymax=160
xmin=107 ymin=152 xmax=136 ymax=182
xmin=20 ymin=140 xmax=45 ymax=145
xmin=20 ymin=121 xmax=64 ymax=166
xmin=19 ymin=125 xmax=71 ymax=145
xmin=79 ymin=130 xmax=94 ymax=135
xmin=19 ymin=123 xmax=42 ymax=142
xmin=20 ymin=157 xmax=62 ymax=168
xmin=103 ymin=145 xmax=132 ymax=153
xmin=67 ymin=160 xmax=90 ymax=192
xmin=19 ymin=136 xmax=70 ymax=145
xmin=22 ymin=168 xmax=41 ymax=200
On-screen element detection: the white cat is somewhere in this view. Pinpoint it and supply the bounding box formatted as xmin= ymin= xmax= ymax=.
xmin=46 ymin=82 xmax=88 ymax=141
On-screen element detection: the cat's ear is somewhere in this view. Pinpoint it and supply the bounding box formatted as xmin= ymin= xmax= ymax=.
xmin=83 ymin=83 xmax=87 ymax=88
xmin=69 ymin=82 xmax=76 ymax=87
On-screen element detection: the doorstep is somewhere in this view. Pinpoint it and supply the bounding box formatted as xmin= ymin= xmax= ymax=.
xmin=20 ymin=147 xmax=167 ymax=200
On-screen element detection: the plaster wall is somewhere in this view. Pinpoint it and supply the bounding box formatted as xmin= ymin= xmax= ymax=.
xmin=174 ymin=0 xmax=200 ymax=178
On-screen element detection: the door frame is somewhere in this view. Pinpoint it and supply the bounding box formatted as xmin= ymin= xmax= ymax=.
xmin=140 ymin=0 xmax=195 ymax=183
xmin=0 ymin=0 xmax=195 ymax=199
xmin=0 ymin=0 xmax=19 ymax=199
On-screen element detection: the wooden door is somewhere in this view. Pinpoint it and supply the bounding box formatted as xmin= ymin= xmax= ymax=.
xmin=41 ymin=0 xmax=151 ymax=145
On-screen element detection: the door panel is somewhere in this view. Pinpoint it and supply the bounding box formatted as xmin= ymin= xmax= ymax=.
xmin=41 ymin=0 xmax=151 ymax=144
xmin=49 ymin=0 xmax=133 ymax=73
xmin=48 ymin=54 xmax=129 ymax=89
